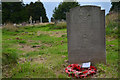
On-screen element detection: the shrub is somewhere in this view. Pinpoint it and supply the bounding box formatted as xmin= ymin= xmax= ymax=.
xmin=55 ymin=22 xmax=67 ymax=29
xmin=105 ymin=12 xmax=119 ymax=37
xmin=2 ymin=48 xmax=19 ymax=65
xmin=3 ymin=23 xmax=18 ymax=32
xmin=18 ymin=40 xmax=26 ymax=44
xmin=106 ymin=21 xmax=118 ymax=37
xmin=61 ymin=34 xmax=67 ymax=38
xmin=106 ymin=12 xmax=118 ymax=26
xmin=49 ymin=22 xmax=67 ymax=29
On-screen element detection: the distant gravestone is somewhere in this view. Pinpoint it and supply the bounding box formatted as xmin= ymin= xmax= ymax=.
xmin=66 ymin=6 xmax=106 ymax=64
xmin=40 ymin=16 xmax=42 ymax=23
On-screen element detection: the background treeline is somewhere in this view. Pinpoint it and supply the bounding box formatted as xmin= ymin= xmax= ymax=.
xmin=2 ymin=1 xmax=48 ymax=24
xmin=52 ymin=1 xmax=80 ymax=21
xmin=110 ymin=2 xmax=120 ymax=12
xmin=52 ymin=1 xmax=120 ymax=21
xmin=2 ymin=1 xmax=120 ymax=24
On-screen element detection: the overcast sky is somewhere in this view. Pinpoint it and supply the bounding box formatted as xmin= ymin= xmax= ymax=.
xmin=23 ymin=0 xmax=112 ymax=22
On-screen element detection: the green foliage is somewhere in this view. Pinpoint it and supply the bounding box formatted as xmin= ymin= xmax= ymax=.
xmin=18 ymin=40 xmax=26 ymax=44
xmin=24 ymin=51 xmax=44 ymax=57
xmin=2 ymin=2 xmax=26 ymax=23
xmin=2 ymin=21 xmax=118 ymax=78
xmin=110 ymin=2 xmax=120 ymax=12
xmin=2 ymin=1 xmax=48 ymax=24
xmin=106 ymin=21 xmax=118 ymax=37
xmin=61 ymin=34 xmax=67 ymax=38
xmin=2 ymin=23 xmax=18 ymax=32
xmin=26 ymin=2 xmax=48 ymax=22
xmin=58 ymin=74 xmax=68 ymax=78
xmin=12 ymin=62 xmax=56 ymax=78
xmin=2 ymin=48 xmax=19 ymax=65
xmin=96 ymin=38 xmax=118 ymax=78
xmin=105 ymin=12 xmax=119 ymax=38
xmin=53 ymin=1 xmax=80 ymax=20
xmin=49 ymin=22 xmax=67 ymax=29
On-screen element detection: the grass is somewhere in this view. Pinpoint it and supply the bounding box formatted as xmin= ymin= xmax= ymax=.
xmin=11 ymin=62 xmax=56 ymax=78
xmin=2 ymin=16 xmax=119 ymax=78
xmin=96 ymin=38 xmax=118 ymax=78
xmin=2 ymin=24 xmax=69 ymax=78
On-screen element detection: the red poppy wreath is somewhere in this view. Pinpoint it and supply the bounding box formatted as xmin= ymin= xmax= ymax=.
xmin=65 ymin=64 xmax=97 ymax=78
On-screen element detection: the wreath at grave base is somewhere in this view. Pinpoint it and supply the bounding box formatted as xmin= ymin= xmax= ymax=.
xmin=65 ymin=64 xmax=97 ymax=78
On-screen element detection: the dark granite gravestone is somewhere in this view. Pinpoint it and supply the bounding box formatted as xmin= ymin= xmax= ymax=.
xmin=66 ymin=6 xmax=106 ymax=64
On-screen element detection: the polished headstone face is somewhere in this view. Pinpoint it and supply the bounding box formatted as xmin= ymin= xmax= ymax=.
xmin=66 ymin=6 xmax=106 ymax=64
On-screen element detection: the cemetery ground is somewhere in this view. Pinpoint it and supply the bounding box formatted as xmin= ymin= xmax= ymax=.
xmin=2 ymin=16 xmax=119 ymax=78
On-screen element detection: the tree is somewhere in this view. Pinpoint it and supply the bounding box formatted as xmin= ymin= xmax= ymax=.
xmin=2 ymin=1 xmax=48 ymax=24
xmin=34 ymin=1 xmax=48 ymax=22
xmin=25 ymin=1 xmax=48 ymax=22
xmin=110 ymin=2 xmax=120 ymax=12
xmin=2 ymin=2 xmax=25 ymax=23
xmin=52 ymin=0 xmax=80 ymax=20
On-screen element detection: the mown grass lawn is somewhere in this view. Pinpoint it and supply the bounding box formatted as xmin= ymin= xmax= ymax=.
xmin=2 ymin=24 xmax=118 ymax=78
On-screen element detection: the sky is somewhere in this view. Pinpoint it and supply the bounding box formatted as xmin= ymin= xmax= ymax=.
xmin=23 ymin=0 xmax=112 ymax=22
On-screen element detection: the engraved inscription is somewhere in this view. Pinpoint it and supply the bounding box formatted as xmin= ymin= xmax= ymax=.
xmin=79 ymin=13 xmax=90 ymax=21
xmin=73 ymin=9 xmax=91 ymax=24
xmin=77 ymin=31 xmax=95 ymax=49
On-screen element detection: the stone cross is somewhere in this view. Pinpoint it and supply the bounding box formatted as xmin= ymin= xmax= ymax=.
xmin=66 ymin=6 xmax=106 ymax=64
